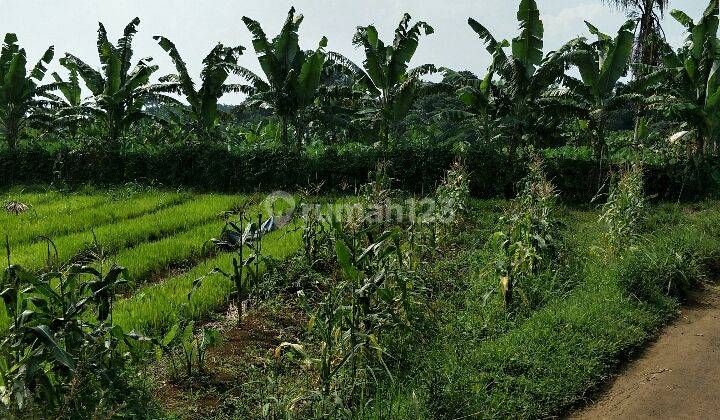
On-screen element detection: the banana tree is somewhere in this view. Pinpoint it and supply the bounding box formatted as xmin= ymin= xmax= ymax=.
xmin=154 ymin=36 xmax=245 ymax=140
xmin=332 ymin=14 xmax=435 ymax=148
xmin=0 ymin=34 xmax=54 ymax=149
xmin=60 ymin=18 xmax=171 ymax=147
xmin=439 ymin=68 xmax=498 ymax=145
xmin=557 ymin=20 xmax=638 ymax=160
xmin=469 ymin=0 xmax=576 ymax=158
xmin=40 ymin=68 xmax=89 ymax=138
xmin=237 ymin=7 xmax=328 ymax=148
xmin=645 ymin=0 xmax=720 ymax=155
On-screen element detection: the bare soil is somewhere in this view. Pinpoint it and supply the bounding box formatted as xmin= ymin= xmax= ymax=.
xmin=569 ymin=285 xmax=720 ymax=419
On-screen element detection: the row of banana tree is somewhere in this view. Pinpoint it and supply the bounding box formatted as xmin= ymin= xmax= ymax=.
xmin=1 ymin=0 xmax=718 ymax=159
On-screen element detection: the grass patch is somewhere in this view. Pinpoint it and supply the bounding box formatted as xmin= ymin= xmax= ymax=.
xmin=368 ymin=204 xmax=720 ymax=419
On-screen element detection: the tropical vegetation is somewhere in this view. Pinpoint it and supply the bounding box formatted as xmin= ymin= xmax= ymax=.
xmin=3 ymin=1 xmax=720 ymax=419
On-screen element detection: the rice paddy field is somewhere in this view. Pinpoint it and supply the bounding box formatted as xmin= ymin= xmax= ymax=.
xmin=0 ymin=188 xmax=302 ymax=332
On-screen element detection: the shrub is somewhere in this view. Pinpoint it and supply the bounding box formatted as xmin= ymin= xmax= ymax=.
xmin=1 ymin=142 xmax=720 ymax=201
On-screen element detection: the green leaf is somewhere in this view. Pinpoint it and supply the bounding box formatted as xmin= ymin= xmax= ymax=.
xmin=512 ymin=0 xmax=544 ymax=76
xmin=242 ymin=15 xmax=281 ymax=85
xmin=335 ymin=240 xmax=360 ymax=282
xmin=584 ymin=21 xmax=610 ymax=42
xmin=29 ymin=46 xmax=54 ymax=81
xmin=671 ymin=9 xmax=695 ymax=29
xmin=154 ymin=36 xmax=198 ymax=107
xmin=30 ymin=325 xmax=75 ymax=370
xmin=162 ymin=323 xmax=180 ymax=347
xmin=353 ymin=25 xmax=388 ymax=91
xmin=388 ymin=15 xmax=434 ymax=85
xmin=60 ymin=53 xmax=105 ymax=96
xmin=273 ymin=7 xmax=302 ymax=71
xmin=597 ymin=20 xmax=635 ymax=97
xmin=296 ymin=38 xmax=327 ymax=106
xmin=3 ymin=48 xmax=27 ymax=101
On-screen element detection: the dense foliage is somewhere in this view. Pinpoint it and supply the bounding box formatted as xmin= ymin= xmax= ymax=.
xmin=0 ymin=1 xmax=718 ymax=200
xmin=3 ymin=1 xmax=720 ymax=418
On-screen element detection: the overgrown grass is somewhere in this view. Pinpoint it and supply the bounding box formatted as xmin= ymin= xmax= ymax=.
xmin=368 ymin=204 xmax=720 ymax=419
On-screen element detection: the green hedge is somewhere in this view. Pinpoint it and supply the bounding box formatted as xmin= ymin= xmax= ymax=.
xmin=1 ymin=143 xmax=718 ymax=201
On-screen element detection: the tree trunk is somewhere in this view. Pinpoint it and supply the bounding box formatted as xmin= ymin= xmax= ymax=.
xmin=5 ymin=124 xmax=18 ymax=150
xmin=281 ymin=117 xmax=289 ymax=146
xmin=382 ymin=121 xmax=390 ymax=151
xmin=508 ymin=132 xmax=520 ymax=162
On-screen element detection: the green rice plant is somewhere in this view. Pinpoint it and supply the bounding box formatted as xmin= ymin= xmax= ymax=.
xmin=11 ymin=195 xmax=246 ymax=269
xmin=0 ymin=191 xmax=63 ymax=208
xmin=1 ymin=193 xmax=186 ymax=247
xmin=0 ymin=194 xmax=110 ymax=225
xmin=100 ymin=219 xmax=225 ymax=285
xmin=599 ymin=162 xmax=646 ymax=248
xmin=112 ymin=221 xmax=303 ymax=335
xmin=0 ymin=195 xmax=114 ymax=244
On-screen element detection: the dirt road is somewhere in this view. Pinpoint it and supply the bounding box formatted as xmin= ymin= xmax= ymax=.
xmin=570 ymin=286 xmax=720 ymax=419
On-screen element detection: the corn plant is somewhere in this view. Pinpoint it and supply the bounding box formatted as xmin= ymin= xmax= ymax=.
xmin=599 ymin=162 xmax=646 ymax=248
xmin=275 ymin=214 xmax=415 ymax=414
xmin=434 ymin=156 xmax=471 ymax=241
xmin=492 ymin=158 xmax=559 ymax=307
xmin=299 ymin=195 xmax=332 ymax=270
xmin=193 ymin=207 xmax=272 ymax=325
xmin=153 ymin=321 xmax=220 ymax=379
xmin=0 ymin=239 xmax=140 ymax=415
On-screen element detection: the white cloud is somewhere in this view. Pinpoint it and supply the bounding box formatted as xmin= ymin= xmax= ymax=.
xmin=542 ymin=3 xmax=618 ymax=41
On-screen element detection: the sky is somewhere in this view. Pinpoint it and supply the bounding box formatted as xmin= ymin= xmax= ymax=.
xmin=0 ymin=0 xmax=709 ymax=104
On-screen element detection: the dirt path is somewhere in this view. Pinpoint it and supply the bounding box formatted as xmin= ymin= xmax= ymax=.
xmin=569 ymin=285 xmax=720 ymax=419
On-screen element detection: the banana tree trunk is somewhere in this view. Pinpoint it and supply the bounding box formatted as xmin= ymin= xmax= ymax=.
xmin=381 ymin=120 xmax=390 ymax=155
xmin=508 ymin=132 xmax=520 ymax=162
xmin=5 ymin=123 xmax=19 ymax=150
xmin=281 ymin=117 xmax=289 ymax=146
xmin=295 ymin=118 xmax=308 ymax=151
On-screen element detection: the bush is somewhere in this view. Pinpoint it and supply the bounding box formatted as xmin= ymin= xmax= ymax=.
xmin=1 ymin=142 xmax=720 ymax=201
